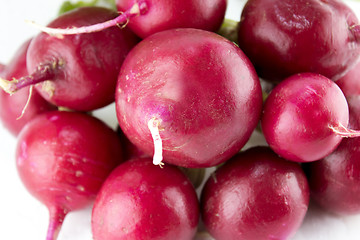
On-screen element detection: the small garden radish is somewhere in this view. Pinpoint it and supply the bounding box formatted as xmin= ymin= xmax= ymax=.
xmin=0 ymin=39 xmax=57 ymax=136
xmin=91 ymin=157 xmax=200 ymax=240
xmin=29 ymin=0 xmax=227 ymax=39
xmin=16 ymin=111 xmax=123 ymax=240
xmin=335 ymin=60 xmax=360 ymax=97
xmin=115 ymin=28 xmax=263 ymax=168
xmin=200 ymin=146 xmax=310 ymax=240
xmin=237 ymin=0 xmax=360 ymax=82
xmin=261 ymin=72 xmax=360 ymax=163
xmin=305 ymin=95 xmax=360 ymax=215
xmin=0 ymin=7 xmax=139 ymax=111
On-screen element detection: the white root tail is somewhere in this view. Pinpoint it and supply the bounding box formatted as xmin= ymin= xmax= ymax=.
xmin=148 ymin=117 xmax=164 ymax=168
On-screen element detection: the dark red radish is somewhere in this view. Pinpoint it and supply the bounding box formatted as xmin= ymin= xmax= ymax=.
xmin=237 ymin=0 xmax=360 ymax=82
xmin=0 ymin=39 xmax=57 ymax=136
xmin=30 ymin=0 xmax=227 ymax=39
xmin=261 ymin=72 xmax=360 ymax=163
xmin=305 ymin=95 xmax=360 ymax=215
xmin=335 ymin=60 xmax=360 ymax=97
xmin=200 ymin=146 xmax=310 ymax=240
xmin=115 ymin=28 xmax=263 ymax=168
xmin=91 ymin=157 xmax=200 ymax=240
xmin=16 ymin=111 xmax=123 ymax=240
xmin=0 ymin=7 xmax=139 ymax=111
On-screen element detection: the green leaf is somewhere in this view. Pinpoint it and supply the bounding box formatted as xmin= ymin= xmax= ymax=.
xmin=58 ymin=0 xmax=116 ymax=15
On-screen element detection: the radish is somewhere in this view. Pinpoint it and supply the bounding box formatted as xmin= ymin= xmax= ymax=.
xmin=115 ymin=28 xmax=263 ymax=168
xmin=305 ymin=95 xmax=360 ymax=215
xmin=0 ymin=7 xmax=139 ymax=111
xmin=335 ymin=60 xmax=360 ymax=97
xmin=0 ymin=39 xmax=57 ymax=136
xmin=16 ymin=110 xmax=123 ymax=240
xmin=29 ymin=0 xmax=227 ymax=39
xmin=0 ymin=63 xmax=5 ymax=73
xmin=237 ymin=0 xmax=360 ymax=82
xmin=91 ymin=157 xmax=200 ymax=240
xmin=261 ymin=72 xmax=360 ymax=163
xmin=200 ymin=146 xmax=310 ymax=240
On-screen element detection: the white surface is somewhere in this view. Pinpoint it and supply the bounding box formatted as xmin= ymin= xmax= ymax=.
xmin=1 ymin=0 xmax=360 ymax=239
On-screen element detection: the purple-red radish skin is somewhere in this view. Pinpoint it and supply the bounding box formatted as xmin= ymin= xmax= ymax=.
xmin=116 ymin=0 xmax=227 ymax=38
xmin=0 ymin=39 xmax=57 ymax=136
xmin=200 ymin=146 xmax=310 ymax=240
xmin=16 ymin=111 xmax=123 ymax=240
xmin=335 ymin=60 xmax=360 ymax=97
xmin=305 ymin=96 xmax=360 ymax=215
xmin=5 ymin=7 xmax=139 ymax=111
xmin=237 ymin=0 xmax=360 ymax=82
xmin=91 ymin=157 xmax=200 ymax=240
xmin=261 ymin=73 xmax=349 ymax=162
xmin=115 ymin=28 xmax=262 ymax=168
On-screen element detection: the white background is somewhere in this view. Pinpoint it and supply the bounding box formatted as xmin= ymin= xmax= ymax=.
xmin=1 ymin=0 xmax=360 ymax=239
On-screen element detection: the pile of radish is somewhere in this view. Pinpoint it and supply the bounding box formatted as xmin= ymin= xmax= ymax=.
xmin=1 ymin=0 xmax=360 ymax=239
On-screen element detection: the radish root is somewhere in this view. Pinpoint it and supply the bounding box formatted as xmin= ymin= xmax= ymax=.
xmin=148 ymin=117 xmax=164 ymax=168
xmin=26 ymin=1 xmax=148 ymax=37
xmin=329 ymin=122 xmax=360 ymax=137
xmin=16 ymin=85 xmax=34 ymax=120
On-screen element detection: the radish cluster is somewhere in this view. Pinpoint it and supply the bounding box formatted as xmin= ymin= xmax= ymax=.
xmin=2 ymin=0 xmax=360 ymax=239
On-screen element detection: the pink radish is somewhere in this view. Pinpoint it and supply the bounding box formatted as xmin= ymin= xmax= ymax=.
xmin=261 ymin=72 xmax=359 ymax=163
xmin=237 ymin=0 xmax=360 ymax=82
xmin=200 ymin=146 xmax=310 ymax=240
xmin=91 ymin=157 xmax=200 ymax=240
xmin=16 ymin=110 xmax=123 ymax=240
xmin=115 ymin=28 xmax=263 ymax=168
xmin=0 ymin=39 xmax=57 ymax=136
xmin=28 ymin=0 xmax=227 ymax=39
xmin=305 ymin=95 xmax=360 ymax=215
xmin=0 ymin=63 xmax=5 ymax=73
xmin=0 ymin=7 xmax=139 ymax=111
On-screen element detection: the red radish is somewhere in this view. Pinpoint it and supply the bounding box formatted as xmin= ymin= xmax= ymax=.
xmin=0 ymin=7 xmax=139 ymax=111
xmin=0 ymin=39 xmax=57 ymax=136
xmin=91 ymin=157 xmax=200 ymax=240
xmin=29 ymin=0 xmax=227 ymax=39
xmin=115 ymin=28 xmax=263 ymax=168
xmin=200 ymin=146 xmax=310 ymax=240
xmin=305 ymin=95 xmax=360 ymax=215
xmin=16 ymin=111 xmax=123 ymax=240
xmin=335 ymin=60 xmax=360 ymax=97
xmin=237 ymin=0 xmax=360 ymax=82
xmin=261 ymin=72 xmax=359 ymax=163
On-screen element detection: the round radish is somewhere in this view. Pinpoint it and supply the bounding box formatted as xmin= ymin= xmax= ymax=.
xmin=200 ymin=146 xmax=310 ymax=240
xmin=0 ymin=39 xmax=57 ymax=136
xmin=115 ymin=28 xmax=263 ymax=168
xmin=29 ymin=0 xmax=227 ymax=39
xmin=260 ymin=72 xmax=358 ymax=163
xmin=16 ymin=110 xmax=123 ymax=240
xmin=304 ymin=95 xmax=360 ymax=215
xmin=237 ymin=0 xmax=360 ymax=82
xmin=91 ymin=157 xmax=200 ymax=240
xmin=0 ymin=7 xmax=139 ymax=111
xmin=335 ymin=60 xmax=360 ymax=97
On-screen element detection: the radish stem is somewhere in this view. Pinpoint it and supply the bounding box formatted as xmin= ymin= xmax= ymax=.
xmin=148 ymin=117 xmax=164 ymax=168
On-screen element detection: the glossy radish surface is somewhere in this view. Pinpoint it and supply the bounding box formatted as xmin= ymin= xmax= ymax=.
xmin=0 ymin=39 xmax=57 ymax=136
xmin=200 ymin=146 xmax=310 ymax=240
xmin=237 ymin=0 xmax=360 ymax=82
xmin=0 ymin=7 xmax=139 ymax=111
xmin=305 ymin=95 xmax=360 ymax=215
xmin=115 ymin=28 xmax=262 ymax=168
xmin=32 ymin=0 xmax=227 ymax=39
xmin=261 ymin=73 xmax=351 ymax=162
xmin=16 ymin=111 xmax=123 ymax=240
xmin=335 ymin=60 xmax=360 ymax=97
xmin=91 ymin=157 xmax=200 ymax=240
